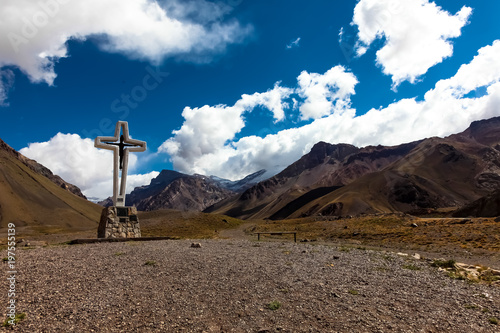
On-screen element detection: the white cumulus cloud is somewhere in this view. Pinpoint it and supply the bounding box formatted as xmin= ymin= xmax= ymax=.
xmin=161 ymin=40 xmax=500 ymax=181
xmin=237 ymin=83 xmax=294 ymax=122
xmin=352 ymin=0 xmax=472 ymax=88
xmin=431 ymin=39 xmax=500 ymax=96
xmin=0 ymin=0 xmax=251 ymax=88
xmin=20 ymin=133 xmax=158 ymax=199
xmin=159 ymin=83 xmax=293 ymax=175
xmin=297 ymin=66 xmax=358 ymax=120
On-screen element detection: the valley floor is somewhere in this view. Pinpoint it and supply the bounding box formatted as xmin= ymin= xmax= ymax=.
xmin=1 ymin=238 xmax=499 ymax=332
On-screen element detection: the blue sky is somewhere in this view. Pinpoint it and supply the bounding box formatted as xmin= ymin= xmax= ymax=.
xmin=1 ymin=0 xmax=500 ymax=200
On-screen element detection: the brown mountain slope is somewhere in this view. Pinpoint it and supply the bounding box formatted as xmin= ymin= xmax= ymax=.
xmin=452 ymin=190 xmax=500 ymax=217
xmin=134 ymin=173 xmax=235 ymax=212
xmin=124 ymin=170 xmax=186 ymax=206
xmin=209 ymin=117 xmax=500 ymax=219
xmin=0 ymin=138 xmax=86 ymax=198
xmin=0 ymin=138 xmax=101 ymax=233
xmin=290 ymin=118 xmax=500 ymax=218
xmin=206 ymin=141 xmax=421 ymax=219
xmin=102 ymin=169 xmax=262 ymax=211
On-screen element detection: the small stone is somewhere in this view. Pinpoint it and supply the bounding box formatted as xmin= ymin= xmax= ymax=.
xmin=191 ymin=243 xmax=202 ymax=248
xmin=412 ymin=253 xmax=421 ymax=260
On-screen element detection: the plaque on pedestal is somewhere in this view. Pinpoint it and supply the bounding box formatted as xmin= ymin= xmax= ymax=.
xmin=97 ymin=206 xmax=141 ymax=238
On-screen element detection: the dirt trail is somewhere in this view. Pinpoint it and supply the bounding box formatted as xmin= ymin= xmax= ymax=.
xmin=218 ymin=222 xmax=255 ymax=240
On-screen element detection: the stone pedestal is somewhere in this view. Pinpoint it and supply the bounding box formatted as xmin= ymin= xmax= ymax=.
xmin=98 ymin=206 xmax=141 ymax=238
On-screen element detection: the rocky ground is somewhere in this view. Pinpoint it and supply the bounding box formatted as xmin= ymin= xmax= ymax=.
xmin=1 ymin=239 xmax=499 ymax=332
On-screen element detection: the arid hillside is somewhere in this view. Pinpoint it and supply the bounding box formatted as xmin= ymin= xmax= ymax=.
xmin=0 ymin=138 xmax=101 ymax=234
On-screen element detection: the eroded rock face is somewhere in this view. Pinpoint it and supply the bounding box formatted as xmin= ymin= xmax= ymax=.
xmin=98 ymin=206 xmax=141 ymax=238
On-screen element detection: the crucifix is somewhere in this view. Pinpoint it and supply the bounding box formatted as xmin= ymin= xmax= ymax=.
xmin=94 ymin=121 xmax=146 ymax=207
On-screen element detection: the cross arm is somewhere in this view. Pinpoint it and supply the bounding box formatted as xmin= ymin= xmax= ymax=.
xmin=120 ymin=121 xmax=146 ymax=152
xmin=95 ymin=136 xmax=120 ymax=150
xmin=125 ymin=138 xmax=146 ymax=152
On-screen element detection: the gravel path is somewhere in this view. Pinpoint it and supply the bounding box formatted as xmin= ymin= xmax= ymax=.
xmin=2 ymin=239 xmax=499 ymax=332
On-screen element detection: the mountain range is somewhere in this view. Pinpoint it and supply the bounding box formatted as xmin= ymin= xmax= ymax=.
xmin=99 ymin=168 xmax=268 ymax=211
xmin=2 ymin=116 xmax=500 ymax=229
xmin=206 ymin=117 xmax=500 ymax=219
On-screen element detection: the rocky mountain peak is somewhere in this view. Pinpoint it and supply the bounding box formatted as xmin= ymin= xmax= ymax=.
xmin=122 ymin=168 xmax=270 ymax=211
xmin=150 ymin=169 xmax=185 ymax=186
xmin=278 ymin=142 xmax=359 ymax=179
xmin=460 ymin=116 xmax=500 ymax=146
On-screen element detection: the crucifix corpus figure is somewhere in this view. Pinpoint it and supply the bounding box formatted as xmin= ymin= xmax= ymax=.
xmin=95 ymin=121 xmax=146 ymax=207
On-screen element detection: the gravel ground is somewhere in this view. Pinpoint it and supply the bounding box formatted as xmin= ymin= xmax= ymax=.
xmin=2 ymin=239 xmax=499 ymax=332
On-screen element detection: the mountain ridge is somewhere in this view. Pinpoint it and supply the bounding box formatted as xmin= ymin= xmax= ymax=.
xmin=114 ymin=168 xmax=267 ymax=211
xmin=0 ymin=138 xmax=86 ymax=199
xmin=0 ymin=138 xmax=101 ymax=231
xmin=5 ymin=116 xmax=500 ymax=225
xmin=205 ymin=139 xmax=422 ymax=219
xmin=207 ymin=117 xmax=500 ymax=219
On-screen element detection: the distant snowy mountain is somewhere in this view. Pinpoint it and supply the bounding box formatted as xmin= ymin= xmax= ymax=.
xmin=98 ymin=169 xmax=274 ymax=211
xmin=209 ymin=169 xmax=268 ymax=192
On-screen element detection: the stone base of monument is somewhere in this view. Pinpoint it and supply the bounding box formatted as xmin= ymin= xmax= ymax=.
xmin=98 ymin=206 xmax=141 ymax=238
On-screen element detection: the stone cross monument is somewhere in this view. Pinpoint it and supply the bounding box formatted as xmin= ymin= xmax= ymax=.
xmin=94 ymin=121 xmax=146 ymax=238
